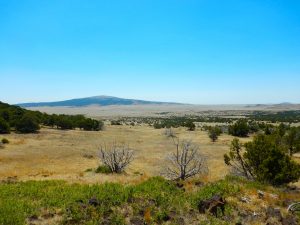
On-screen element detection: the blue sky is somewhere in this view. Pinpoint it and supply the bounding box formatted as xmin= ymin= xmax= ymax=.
xmin=0 ymin=0 xmax=300 ymax=104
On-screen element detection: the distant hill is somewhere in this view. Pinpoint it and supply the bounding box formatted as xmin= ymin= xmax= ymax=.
xmin=17 ymin=96 xmax=181 ymax=107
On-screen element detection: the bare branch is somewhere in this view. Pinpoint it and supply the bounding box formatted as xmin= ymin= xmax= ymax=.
xmin=99 ymin=141 xmax=134 ymax=173
xmin=162 ymin=139 xmax=208 ymax=180
xmin=164 ymin=128 xmax=177 ymax=138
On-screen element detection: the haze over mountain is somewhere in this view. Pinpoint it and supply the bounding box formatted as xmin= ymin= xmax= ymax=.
xmin=17 ymin=96 xmax=181 ymax=107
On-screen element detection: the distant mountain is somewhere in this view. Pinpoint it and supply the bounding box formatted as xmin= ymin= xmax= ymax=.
xmin=275 ymin=102 xmax=293 ymax=106
xmin=17 ymin=96 xmax=181 ymax=107
xmin=245 ymin=103 xmax=298 ymax=108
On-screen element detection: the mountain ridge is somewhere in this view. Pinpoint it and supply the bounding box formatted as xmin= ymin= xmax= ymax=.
xmin=17 ymin=96 xmax=182 ymax=107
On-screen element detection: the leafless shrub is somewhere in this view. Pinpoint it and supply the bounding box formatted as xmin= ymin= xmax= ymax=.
xmin=163 ymin=139 xmax=208 ymax=180
xmin=99 ymin=142 xmax=134 ymax=173
xmin=164 ymin=128 xmax=176 ymax=138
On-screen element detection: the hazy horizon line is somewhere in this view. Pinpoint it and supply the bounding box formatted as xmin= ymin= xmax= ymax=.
xmin=6 ymin=95 xmax=299 ymax=106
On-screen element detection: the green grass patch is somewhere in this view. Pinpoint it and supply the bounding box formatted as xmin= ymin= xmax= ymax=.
xmin=0 ymin=176 xmax=281 ymax=225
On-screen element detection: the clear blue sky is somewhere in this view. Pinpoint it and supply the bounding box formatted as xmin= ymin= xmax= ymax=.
xmin=1 ymin=0 xmax=299 ymax=104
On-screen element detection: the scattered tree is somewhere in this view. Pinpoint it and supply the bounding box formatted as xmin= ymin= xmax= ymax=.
xmin=99 ymin=142 xmax=134 ymax=173
xmin=245 ymin=134 xmax=300 ymax=185
xmin=80 ymin=118 xmax=103 ymax=131
xmin=283 ymin=127 xmax=300 ymax=156
xmin=208 ymin=126 xmax=222 ymax=142
xmin=224 ymin=138 xmax=253 ymax=179
xmin=277 ymin=123 xmax=289 ymax=137
xmin=264 ymin=125 xmax=273 ymax=135
xmin=224 ymin=134 xmax=300 ymax=185
xmin=153 ymin=123 xmax=163 ymax=129
xmin=228 ymin=119 xmax=250 ymax=137
xmin=186 ymin=121 xmax=196 ymax=131
xmin=163 ymin=139 xmax=208 ymax=180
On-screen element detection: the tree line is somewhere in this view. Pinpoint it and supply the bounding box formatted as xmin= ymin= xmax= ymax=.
xmin=249 ymin=110 xmax=300 ymax=123
xmin=0 ymin=101 xmax=103 ymax=134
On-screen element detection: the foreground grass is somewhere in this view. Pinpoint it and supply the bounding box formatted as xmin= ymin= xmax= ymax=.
xmin=0 ymin=176 xmax=298 ymax=225
xmin=0 ymin=177 xmax=241 ymax=225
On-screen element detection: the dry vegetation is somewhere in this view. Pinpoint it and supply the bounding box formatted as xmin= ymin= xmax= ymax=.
xmin=0 ymin=125 xmax=253 ymax=184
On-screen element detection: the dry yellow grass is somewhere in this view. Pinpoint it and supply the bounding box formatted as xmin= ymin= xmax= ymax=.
xmin=0 ymin=125 xmax=252 ymax=184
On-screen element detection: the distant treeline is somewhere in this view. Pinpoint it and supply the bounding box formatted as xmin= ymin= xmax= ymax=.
xmin=111 ymin=113 xmax=300 ymax=139
xmin=0 ymin=101 xmax=103 ymax=134
xmin=114 ymin=110 xmax=300 ymax=129
xmin=249 ymin=111 xmax=300 ymax=123
xmin=112 ymin=116 xmax=236 ymax=128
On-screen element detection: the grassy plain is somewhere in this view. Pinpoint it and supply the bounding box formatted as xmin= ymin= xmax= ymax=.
xmin=0 ymin=125 xmax=252 ymax=184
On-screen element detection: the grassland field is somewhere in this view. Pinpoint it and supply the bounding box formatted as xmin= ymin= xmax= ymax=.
xmin=0 ymin=124 xmax=255 ymax=184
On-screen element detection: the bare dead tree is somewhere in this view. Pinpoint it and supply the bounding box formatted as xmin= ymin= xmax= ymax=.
xmin=163 ymin=139 xmax=208 ymax=180
xmin=99 ymin=142 xmax=134 ymax=173
xmin=164 ymin=128 xmax=176 ymax=138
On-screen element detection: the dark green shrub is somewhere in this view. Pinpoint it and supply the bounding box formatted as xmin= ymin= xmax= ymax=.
xmin=15 ymin=114 xmax=40 ymax=133
xmin=0 ymin=118 xmax=10 ymax=134
xmin=264 ymin=125 xmax=273 ymax=135
xmin=154 ymin=123 xmax=163 ymax=129
xmin=80 ymin=118 xmax=103 ymax=131
xmin=186 ymin=121 xmax=196 ymax=131
xmin=244 ymin=134 xmax=300 ymax=185
xmin=111 ymin=120 xmax=122 ymax=125
xmin=228 ymin=119 xmax=250 ymax=137
xmin=56 ymin=116 xmax=74 ymax=130
xmin=248 ymin=120 xmax=260 ymax=133
xmin=283 ymin=127 xmax=300 ymax=156
xmin=208 ymin=126 xmax=222 ymax=142
xmin=277 ymin=123 xmax=289 ymax=137
xmin=225 ymin=134 xmax=300 ymax=185
xmin=2 ymin=138 xmax=9 ymax=144
xmin=95 ymin=165 xmax=112 ymax=174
